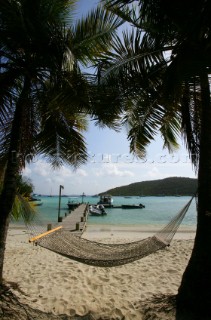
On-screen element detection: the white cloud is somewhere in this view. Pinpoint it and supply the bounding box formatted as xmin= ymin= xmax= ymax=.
xmin=22 ymin=167 xmax=32 ymax=177
xmin=146 ymin=167 xmax=171 ymax=180
xmin=57 ymin=166 xmax=73 ymax=178
xmin=95 ymin=163 xmax=134 ymax=178
xmin=31 ymin=161 xmax=75 ymax=179
xmin=45 ymin=178 xmax=52 ymax=184
xmin=76 ymin=169 xmax=88 ymax=177
xmin=33 ymin=161 xmax=52 ymax=177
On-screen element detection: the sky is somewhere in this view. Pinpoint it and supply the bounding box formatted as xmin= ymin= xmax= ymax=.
xmin=22 ymin=0 xmax=197 ymax=196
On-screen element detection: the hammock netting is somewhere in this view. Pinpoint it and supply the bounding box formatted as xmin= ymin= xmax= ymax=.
xmin=28 ymin=196 xmax=195 ymax=267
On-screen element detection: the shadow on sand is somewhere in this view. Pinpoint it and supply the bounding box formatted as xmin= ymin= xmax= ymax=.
xmin=141 ymin=294 xmax=211 ymax=320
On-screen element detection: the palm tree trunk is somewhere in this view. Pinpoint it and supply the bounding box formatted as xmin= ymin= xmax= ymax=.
xmin=0 ymin=79 xmax=30 ymax=284
xmin=177 ymin=71 xmax=211 ymax=318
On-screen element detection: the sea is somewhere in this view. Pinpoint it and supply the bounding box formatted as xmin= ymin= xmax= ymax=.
xmin=27 ymin=195 xmax=197 ymax=227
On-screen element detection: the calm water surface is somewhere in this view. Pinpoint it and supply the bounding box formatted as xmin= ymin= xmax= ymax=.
xmin=29 ymin=195 xmax=197 ymax=227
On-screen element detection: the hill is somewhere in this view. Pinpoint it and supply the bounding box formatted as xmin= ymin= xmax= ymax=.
xmin=99 ymin=177 xmax=197 ymax=196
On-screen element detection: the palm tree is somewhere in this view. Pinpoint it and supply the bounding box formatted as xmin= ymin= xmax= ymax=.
xmin=12 ymin=175 xmax=35 ymax=224
xmin=0 ymin=0 xmax=122 ymax=284
xmin=16 ymin=175 xmax=34 ymax=197
xmin=101 ymin=0 xmax=211 ymax=317
xmin=0 ymin=174 xmax=35 ymax=224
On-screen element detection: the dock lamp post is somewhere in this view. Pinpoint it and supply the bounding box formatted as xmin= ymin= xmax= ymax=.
xmin=81 ymin=192 xmax=85 ymax=203
xmin=58 ymin=185 xmax=64 ymax=222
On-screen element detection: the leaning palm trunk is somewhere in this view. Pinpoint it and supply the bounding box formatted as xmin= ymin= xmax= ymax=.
xmin=0 ymin=80 xmax=29 ymax=283
xmin=177 ymin=71 xmax=211 ymax=317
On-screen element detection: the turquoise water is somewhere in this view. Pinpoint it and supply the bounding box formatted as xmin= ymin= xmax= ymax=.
xmin=32 ymin=195 xmax=197 ymax=227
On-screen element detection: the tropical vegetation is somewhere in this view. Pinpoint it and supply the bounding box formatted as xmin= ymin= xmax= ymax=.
xmin=0 ymin=0 xmax=122 ymax=284
xmin=101 ymin=177 xmax=197 ymax=196
xmin=12 ymin=175 xmax=35 ymax=224
xmin=16 ymin=175 xmax=34 ymax=197
xmin=100 ymin=0 xmax=211 ymax=317
xmin=0 ymin=174 xmax=34 ymax=223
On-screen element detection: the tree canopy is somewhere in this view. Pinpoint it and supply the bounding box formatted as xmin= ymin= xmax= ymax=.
xmin=0 ymin=0 xmax=124 ymax=284
xmin=100 ymin=0 xmax=211 ymax=317
xmin=16 ymin=175 xmax=34 ymax=197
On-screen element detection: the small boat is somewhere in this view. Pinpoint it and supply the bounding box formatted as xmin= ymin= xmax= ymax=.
xmin=67 ymin=199 xmax=80 ymax=211
xmin=122 ymin=203 xmax=145 ymax=209
xmin=29 ymin=197 xmax=41 ymax=201
xmin=33 ymin=202 xmax=43 ymax=206
xmin=89 ymin=205 xmax=107 ymax=216
xmin=98 ymin=195 xmax=113 ymax=207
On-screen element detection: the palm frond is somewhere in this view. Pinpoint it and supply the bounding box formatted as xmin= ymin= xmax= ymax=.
xmin=71 ymin=6 xmax=123 ymax=65
xmin=37 ymin=109 xmax=88 ymax=168
xmin=102 ymin=0 xmax=142 ymax=28
xmin=88 ymin=73 xmax=123 ymax=130
xmin=11 ymin=194 xmax=36 ymax=224
xmin=180 ymin=81 xmax=201 ymax=169
xmin=100 ymin=29 xmax=169 ymax=81
xmin=159 ymin=111 xmax=181 ymax=152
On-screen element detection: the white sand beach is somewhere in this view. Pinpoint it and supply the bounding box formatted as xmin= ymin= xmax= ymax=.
xmin=3 ymin=225 xmax=196 ymax=319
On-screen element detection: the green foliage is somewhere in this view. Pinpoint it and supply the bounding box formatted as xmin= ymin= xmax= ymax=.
xmin=0 ymin=0 xmax=125 ymax=237
xmin=16 ymin=175 xmax=34 ymax=197
xmin=99 ymin=0 xmax=211 ymax=169
xmin=101 ymin=177 xmax=197 ymax=196
xmin=12 ymin=175 xmax=35 ymax=222
xmin=11 ymin=194 xmax=35 ymax=224
xmin=100 ymin=1 xmax=211 ymax=315
xmin=0 ymin=174 xmax=35 ymax=222
xmin=0 ymin=0 xmax=122 ymax=170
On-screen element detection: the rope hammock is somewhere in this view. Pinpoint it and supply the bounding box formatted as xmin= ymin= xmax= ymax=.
xmin=28 ymin=196 xmax=195 ymax=267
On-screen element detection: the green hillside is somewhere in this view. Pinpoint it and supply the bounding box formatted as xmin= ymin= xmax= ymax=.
xmin=100 ymin=177 xmax=197 ymax=196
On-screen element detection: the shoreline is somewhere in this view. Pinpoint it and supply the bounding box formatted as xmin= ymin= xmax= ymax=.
xmin=4 ymin=225 xmax=196 ymax=319
xmin=9 ymin=222 xmax=196 ymax=237
xmin=84 ymin=223 xmax=196 ymax=241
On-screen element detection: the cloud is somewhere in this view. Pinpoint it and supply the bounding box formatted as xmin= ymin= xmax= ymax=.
xmin=76 ymin=169 xmax=88 ymax=177
xmin=146 ymin=167 xmax=169 ymax=179
xmin=95 ymin=163 xmax=134 ymax=178
xmin=30 ymin=161 xmax=75 ymax=179
xmin=57 ymin=166 xmax=73 ymax=178
xmin=45 ymin=178 xmax=52 ymax=184
xmin=22 ymin=167 xmax=32 ymax=177
xmin=33 ymin=161 xmax=52 ymax=177
xmin=24 ymin=160 xmax=89 ymax=192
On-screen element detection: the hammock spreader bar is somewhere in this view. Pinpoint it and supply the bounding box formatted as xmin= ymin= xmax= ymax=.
xmin=29 ymin=226 xmax=63 ymax=243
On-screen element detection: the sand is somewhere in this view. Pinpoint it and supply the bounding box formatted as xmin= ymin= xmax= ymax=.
xmin=3 ymin=224 xmax=196 ymax=320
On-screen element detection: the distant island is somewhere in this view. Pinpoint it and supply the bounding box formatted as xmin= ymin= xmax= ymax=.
xmin=99 ymin=177 xmax=197 ymax=196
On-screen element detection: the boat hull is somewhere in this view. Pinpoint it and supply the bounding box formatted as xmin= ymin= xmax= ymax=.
xmin=67 ymin=203 xmax=80 ymax=210
xmin=89 ymin=205 xmax=107 ymax=216
xmin=122 ymin=204 xmax=145 ymax=209
xmin=97 ymin=195 xmax=113 ymax=207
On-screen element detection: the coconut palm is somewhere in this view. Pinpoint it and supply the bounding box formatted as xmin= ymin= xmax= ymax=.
xmin=0 ymin=174 xmax=35 ymax=224
xmin=0 ymin=0 xmax=122 ymax=283
xmin=101 ymin=0 xmax=211 ymax=316
xmin=12 ymin=175 xmax=35 ymax=224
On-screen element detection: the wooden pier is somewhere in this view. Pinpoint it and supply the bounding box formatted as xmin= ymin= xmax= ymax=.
xmin=58 ymin=203 xmax=89 ymax=235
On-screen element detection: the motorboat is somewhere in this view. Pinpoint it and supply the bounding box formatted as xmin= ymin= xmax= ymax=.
xmin=67 ymin=199 xmax=80 ymax=211
xmin=33 ymin=202 xmax=43 ymax=206
xmin=89 ymin=205 xmax=107 ymax=216
xmin=29 ymin=196 xmax=42 ymax=206
xmin=121 ymin=203 xmax=145 ymax=209
xmin=97 ymin=195 xmax=113 ymax=207
xmin=29 ymin=197 xmax=41 ymax=201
